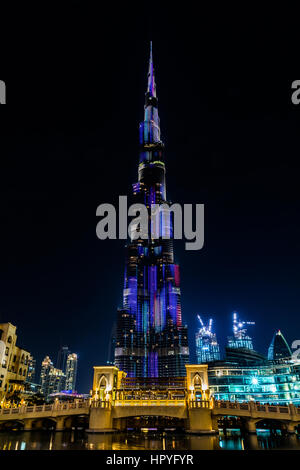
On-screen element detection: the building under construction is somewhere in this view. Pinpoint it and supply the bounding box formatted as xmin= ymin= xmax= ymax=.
xmin=195 ymin=316 xmax=220 ymax=364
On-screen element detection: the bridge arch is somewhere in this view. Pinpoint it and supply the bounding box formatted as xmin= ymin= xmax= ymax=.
xmin=215 ymin=414 xmax=249 ymax=432
xmin=0 ymin=420 xmax=24 ymax=431
xmin=63 ymin=414 xmax=89 ymax=430
xmin=114 ymin=415 xmax=186 ymax=432
xmin=31 ymin=417 xmax=57 ymax=431
xmin=255 ymin=418 xmax=291 ymax=434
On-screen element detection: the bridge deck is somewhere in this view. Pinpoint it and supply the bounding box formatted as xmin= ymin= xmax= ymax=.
xmin=0 ymin=401 xmax=90 ymax=421
xmin=0 ymin=400 xmax=300 ymax=424
xmin=213 ymin=401 xmax=300 ymax=423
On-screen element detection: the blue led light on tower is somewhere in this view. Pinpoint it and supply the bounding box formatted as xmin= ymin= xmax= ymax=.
xmin=114 ymin=42 xmax=189 ymax=378
xmin=195 ymin=316 xmax=220 ymax=364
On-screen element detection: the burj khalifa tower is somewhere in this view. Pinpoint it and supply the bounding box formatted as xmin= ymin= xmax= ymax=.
xmin=114 ymin=43 xmax=189 ymax=377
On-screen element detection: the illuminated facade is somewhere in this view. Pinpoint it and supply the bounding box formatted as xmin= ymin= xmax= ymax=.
xmin=208 ymin=360 xmax=300 ymax=405
xmin=65 ymin=353 xmax=78 ymax=391
xmin=208 ymin=316 xmax=300 ymax=405
xmin=196 ymin=316 xmax=220 ymax=364
xmin=40 ymin=356 xmax=66 ymax=399
xmin=114 ymin=43 xmax=189 ymax=377
xmin=25 ymin=354 xmax=36 ymax=384
xmin=0 ymin=323 xmax=31 ymax=401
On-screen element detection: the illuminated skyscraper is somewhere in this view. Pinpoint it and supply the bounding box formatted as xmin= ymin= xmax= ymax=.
xmin=227 ymin=312 xmax=255 ymax=350
xmin=40 ymin=356 xmax=65 ymax=399
xmin=195 ymin=316 xmax=220 ymax=364
xmin=65 ymin=353 xmax=78 ymax=391
xmin=268 ymin=330 xmax=292 ymax=361
xmin=114 ymin=43 xmax=189 ymax=377
xmin=26 ymin=355 xmax=36 ymax=384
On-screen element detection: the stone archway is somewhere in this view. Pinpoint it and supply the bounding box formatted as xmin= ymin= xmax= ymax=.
xmin=0 ymin=420 xmax=24 ymax=432
xmin=64 ymin=415 xmax=89 ymax=430
xmin=193 ymin=373 xmax=202 ymax=388
xmin=192 ymin=374 xmax=203 ymax=399
xmin=99 ymin=374 xmax=108 ymax=390
xmin=31 ymin=417 xmax=57 ymax=431
xmin=97 ymin=374 xmax=109 ymax=401
xmin=255 ymin=418 xmax=288 ymax=434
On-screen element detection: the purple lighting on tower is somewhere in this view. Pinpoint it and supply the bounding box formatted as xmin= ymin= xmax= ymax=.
xmin=114 ymin=43 xmax=189 ymax=377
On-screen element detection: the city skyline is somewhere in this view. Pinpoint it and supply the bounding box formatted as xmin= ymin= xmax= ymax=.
xmin=0 ymin=36 xmax=299 ymax=392
xmin=2 ymin=306 xmax=295 ymax=401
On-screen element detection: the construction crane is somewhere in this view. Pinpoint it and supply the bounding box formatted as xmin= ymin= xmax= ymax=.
xmin=232 ymin=311 xmax=255 ymax=340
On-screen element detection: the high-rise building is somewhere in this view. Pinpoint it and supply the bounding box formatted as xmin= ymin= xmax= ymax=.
xmin=56 ymin=346 xmax=70 ymax=373
xmin=227 ymin=312 xmax=255 ymax=350
xmin=25 ymin=354 xmax=36 ymax=384
xmin=40 ymin=356 xmax=65 ymax=399
xmin=268 ymin=330 xmax=292 ymax=360
xmin=114 ymin=43 xmax=189 ymax=377
xmin=196 ymin=316 xmax=220 ymax=364
xmin=65 ymin=353 xmax=78 ymax=391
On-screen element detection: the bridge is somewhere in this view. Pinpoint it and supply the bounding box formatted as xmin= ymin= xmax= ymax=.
xmin=212 ymin=400 xmax=300 ymax=434
xmin=0 ymin=364 xmax=300 ymax=434
xmin=0 ymin=400 xmax=90 ymax=431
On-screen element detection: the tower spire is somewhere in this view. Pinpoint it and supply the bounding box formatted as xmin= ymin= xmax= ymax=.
xmin=147 ymin=41 xmax=156 ymax=98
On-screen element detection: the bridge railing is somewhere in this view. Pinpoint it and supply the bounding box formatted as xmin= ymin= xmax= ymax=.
xmin=0 ymin=399 xmax=91 ymax=416
xmin=114 ymin=399 xmax=186 ymax=407
xmin=188 ymin=400 xmax=211 ymax=409
xmin=90 ymin=400 xmax=111 ymax=409
xmin=214 ymin=400 xmax=298 ymax=416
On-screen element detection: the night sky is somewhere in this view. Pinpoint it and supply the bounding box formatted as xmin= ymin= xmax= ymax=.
xmin=0 ymin=4 xmax=299 ymax=392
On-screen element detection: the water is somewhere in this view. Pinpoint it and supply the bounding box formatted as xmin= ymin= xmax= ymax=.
xmin=0 ymin=430 xmax=300 ymax=450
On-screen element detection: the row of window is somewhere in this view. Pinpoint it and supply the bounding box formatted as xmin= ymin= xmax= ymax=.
xmin=4 ymin=349 xmax=29 ymax=364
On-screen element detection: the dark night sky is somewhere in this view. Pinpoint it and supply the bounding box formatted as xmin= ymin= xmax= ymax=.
xmin=0 ymin=4 xmax=299 ymax=392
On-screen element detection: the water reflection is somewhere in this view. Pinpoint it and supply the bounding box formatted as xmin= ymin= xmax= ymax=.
xmin=0 ymin=430 xmax=299 ymax=450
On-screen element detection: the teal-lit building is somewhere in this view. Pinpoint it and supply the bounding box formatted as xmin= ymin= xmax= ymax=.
xmin=208 ymin=359 xmax=300 ymax=405
xmin=206 ymin=322 xmax=300 ymax=405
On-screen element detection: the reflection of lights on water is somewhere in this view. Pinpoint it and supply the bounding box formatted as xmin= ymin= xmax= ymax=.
xmin=49 ymin=434 xmax=53 ymax=450
xmin=20 ymin=442 xmax=26 ymax=450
